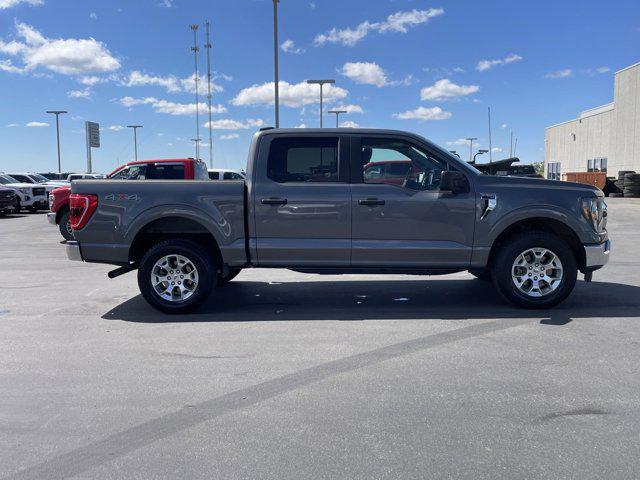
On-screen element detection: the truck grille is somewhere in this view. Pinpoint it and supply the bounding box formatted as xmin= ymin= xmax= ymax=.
xmin=0 ymin=190 xmax=15 ymax=202
xmin=32 ymin=187 xmax=45 ymax=196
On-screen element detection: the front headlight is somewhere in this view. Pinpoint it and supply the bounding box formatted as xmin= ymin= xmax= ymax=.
xmin=19 ymin=187 xmax=29 ymax=194
xmin=581 ymin=197 xmax=607 ymax=233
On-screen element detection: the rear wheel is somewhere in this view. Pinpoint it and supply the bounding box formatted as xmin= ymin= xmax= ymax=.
xmin=491 ymin=231 xmax=577 ymax=309
xmin=58 ymin=210 xmax=74 ymax=241
xmin=137 ymin=239 xmax=216 ymax=314
xmin=28 ymin=205 xmax=38 ymax=213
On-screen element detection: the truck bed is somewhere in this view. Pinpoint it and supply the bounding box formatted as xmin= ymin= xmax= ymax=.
xmin=71 ymin=180 xmax=247 ymax=267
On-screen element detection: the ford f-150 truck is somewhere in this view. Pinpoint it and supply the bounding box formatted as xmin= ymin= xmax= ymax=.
xmin=65 ymin=128 xmax=609 ymax=313
xmin=48 ymin=158 xmax=208 ymax=240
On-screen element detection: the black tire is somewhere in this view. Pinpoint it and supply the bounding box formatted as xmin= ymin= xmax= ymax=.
xmin=57 ymin=210 xmax=74 ymax=241
xmin=28 ymin=205 xmax=38 ymax=213
xmin=610 ymin=193 xmax=623 ymax=198
xmin=137 ymin=239 xmax=217 ymax=314
xmin=469 ymin=270 xmax=492 ymax=282
xmin=218 ymin=267 xmax=242 ymax=285
xmin=491 ymin=231 xmax=577 ymax=309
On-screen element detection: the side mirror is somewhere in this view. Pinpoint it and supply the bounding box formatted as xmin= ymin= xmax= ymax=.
xmin=440 ymin=170 xmax=470 ymax=194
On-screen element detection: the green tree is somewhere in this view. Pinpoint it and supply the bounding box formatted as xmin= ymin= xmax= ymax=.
xmin=531 ymin=162 xmax=544 ymax=176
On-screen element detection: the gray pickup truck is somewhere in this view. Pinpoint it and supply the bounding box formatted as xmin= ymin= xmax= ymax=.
xmin=66 ymin=128 xmax=609 ymax=313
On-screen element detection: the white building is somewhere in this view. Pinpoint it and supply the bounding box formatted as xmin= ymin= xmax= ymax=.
xmin=544 ymin=62 xmax=640 ymax=180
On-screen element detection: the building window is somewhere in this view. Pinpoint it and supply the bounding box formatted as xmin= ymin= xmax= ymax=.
xmin=547 ymin=162 xmax=561 ymax=180
xmin=588 ymin=158 xmax=607 ymax=173
xmin=600 ymin=158 xmax=607 ymax=173
xmin=587 ymin=159 xmax=594 ymax=172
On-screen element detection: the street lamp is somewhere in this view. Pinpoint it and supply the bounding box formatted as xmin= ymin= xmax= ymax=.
xmin=273 ymin=0 xmax=280 ymax=128
xmin=473 ymin=149 xmax=489 ymax=163
xmin=127 ymin=125 xmax=143 ymax=161
xmin=46 ymin=110 xmax=67 ymax=173
xmin=465 ymin=137 xmax=477 ymax=163
xmin=328 ymin=109 xmax=347 ymax=128
xmin=307 ymin=79 xmax=335 ymax=128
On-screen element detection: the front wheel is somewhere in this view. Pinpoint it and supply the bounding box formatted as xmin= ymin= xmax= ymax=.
xmin=28 ymin=205 xmax=38 ymax=213
xmin=491 ymin=231 xmax=577 ymax=309
xmin=137 ymin=239 xmax=217 ymax=314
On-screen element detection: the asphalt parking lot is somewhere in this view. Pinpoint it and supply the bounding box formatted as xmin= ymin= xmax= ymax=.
xmin=1 ymin=199 xmax=640 ymax=479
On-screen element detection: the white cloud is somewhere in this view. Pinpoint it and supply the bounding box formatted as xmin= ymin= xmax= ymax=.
xmin=0 ymin=59 xmax=27 ymax=73
xmin=108 ymin=125 xmax=125 ymax=131
xmin=420 ymin=78 xmax=479 ymax=101
xmin=501 ymin=123 xmax=508 ymax=129
xmin=281 ymin=39 xmax=304 ymax=54
xmin=204 ymin=119 xmax=265 ymax=130
xmin=295 ymin=123 xmax=307 ymax=128
xmin=545 ymin=68 xmax=572 ymax=79
xmin=89 ymin=12 xmax=97 ymax=19
xmin=393 ymin=106 xmax=451 ymax=121
xmin=25 ymin=121 xmax=48 ymax=127
xmin=120 ymin=70 xmax=224 ymax=94
xmin=331 ymin=104 xmax=363 ymax=114
xmin=220 ymin=133 xmax=240 ymax=140
xmin=596 ymin=66 xmax=610 ymax=73
xmin=0 ymin=22 xmax=120 ymax=76
xmin=68 ymin=87 xmax=91 ymax=99
xmin=341 ymin=62 xmax=388 ymax=87
xmin=231 ymin=80 xmax=348 ymax=108
xmin=6 ymin=123 xmax=20 ymax=127
xmin=0 ymin=0 xmax=42 ymax=9
xmin=340 ymin=120 xmax=359 ymax=128
xmin=314 ymin=8 xmax=443 ymax=46
xmin=491 ymin=147 xmax=503 ymax=153
xmin=446 ymin=138 xmax=474 ymax=146
xmin=159 ymin=0 xmax=173 ymax=6
xmin=476 ymin=53 xmax=522 ymax=72
xmin=118 ymin=96 xmax=227 ymax=116
xmin=77 ymin=75 xmax=104 ymax=85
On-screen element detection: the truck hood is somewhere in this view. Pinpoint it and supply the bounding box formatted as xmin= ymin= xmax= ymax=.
xmin=3 ymin=182 xmax=37 ymax=190
xmin=474 ymin=174 xmax=603 ymax=197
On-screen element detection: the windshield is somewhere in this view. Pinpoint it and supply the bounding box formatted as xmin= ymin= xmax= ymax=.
xmin=28 ymin=173 xmax=50 ymax=183
xmin=0 ymin=175 xmax=20 ymax=184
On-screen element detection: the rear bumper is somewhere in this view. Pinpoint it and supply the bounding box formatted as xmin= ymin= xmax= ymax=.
xmin=66 ymin=241 xmax=83 ymax=261
xmin=47 ymin=212 xmax=57 ymax=225
xmin=584 ymin=239 xmax=610 ymax=270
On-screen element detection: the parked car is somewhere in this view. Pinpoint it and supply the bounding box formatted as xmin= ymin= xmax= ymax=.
xmin=0 ymin=185 xmax=17 ymax=216
xmin=6 ymin=172 xmax=68 ymax=199
xmin=208 ymin=169 xmax=246 ymax=180
xmin=0 ymin=174 xmax=48 ymax=213
xmin=48 ymin=158 xmax=208 ymax=240
xmin=66 ymin=173 xmax=106 ymax=181
xmin=65 ymin=128 xmax=609 ymax=313
xmin=40 ymin=172 xmax=73 ymax=181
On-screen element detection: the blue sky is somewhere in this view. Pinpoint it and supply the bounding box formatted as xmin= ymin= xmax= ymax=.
xmin=0 ymin=0 xmax=638 ymax=174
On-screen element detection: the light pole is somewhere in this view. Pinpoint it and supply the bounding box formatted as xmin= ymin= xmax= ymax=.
xmin=307 ymin=79 xmax=335 ymax=128
xmin=273 ymin=0 xmax=280 ymax=128
xmin=191 ymin=138 xmax=201 ymax=159
xmin=473 ymin=149 xmax=488 ymax=163
xmin=465 ymin=137 xmax=477 ymax=163
xmin=190 ymin=24 xmax=201 ymax=160
xmin=127 ymin=125 xmax=143 ymax=161
xmin=46 ymin=110 xmax=67 ymax=173
xmin=328 ymin=109 xmax=347 ymax=128
xmin=204 ymin=20 xmax=214 ymax=168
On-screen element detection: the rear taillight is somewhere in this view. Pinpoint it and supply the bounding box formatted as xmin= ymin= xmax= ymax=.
xmin=69 ymin=194 xmax=98 ymax=230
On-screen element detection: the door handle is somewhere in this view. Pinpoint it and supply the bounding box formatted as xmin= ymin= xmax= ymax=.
xmin=358 ymin=198 xmax=385 ymax=206
xmin=261 ymin=197 xmax=287 ymax=205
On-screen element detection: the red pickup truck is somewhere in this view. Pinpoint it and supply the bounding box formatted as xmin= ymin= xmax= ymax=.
xmin=48 ymin=158 xmax=208 ymax=240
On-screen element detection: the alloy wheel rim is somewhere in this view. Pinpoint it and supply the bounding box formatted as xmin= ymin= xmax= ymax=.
xmin=66 ymin=219 xmax=73 ymax=237
xmin=151 ymin=254 xmax=199 ymax=302
xmin=511 ymin=247 xmax=563 ymax=298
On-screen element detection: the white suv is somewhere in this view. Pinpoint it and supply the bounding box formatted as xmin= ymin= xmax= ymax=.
xmin=0 ymin=174 xmax=48 ymax=212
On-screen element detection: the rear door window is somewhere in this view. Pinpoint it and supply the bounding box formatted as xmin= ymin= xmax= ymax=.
xmin=267 ymin=137 xmax=340 ymax=183
xmin=148 ymin=164 xmax=185 ymax=179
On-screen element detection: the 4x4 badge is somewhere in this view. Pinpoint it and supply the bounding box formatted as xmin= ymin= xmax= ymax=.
xmin=105 ymin=193 xmax=139 ymax=201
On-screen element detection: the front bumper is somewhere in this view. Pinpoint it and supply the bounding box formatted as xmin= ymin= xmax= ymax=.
xmin=66 ymin=241 xmax=83 ymax=261
xmin=47 ymin=212 xmax=57 ymax=225
xmin=584 ymin=239 xmax=611 ymax=270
